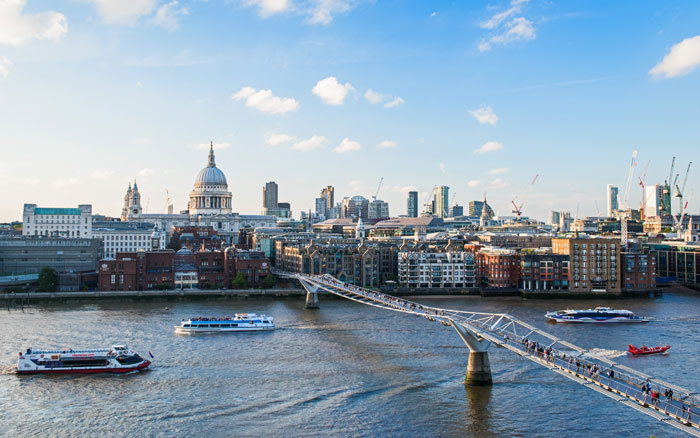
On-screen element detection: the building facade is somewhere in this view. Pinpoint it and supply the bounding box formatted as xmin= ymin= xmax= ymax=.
xmin=98 ymin=250 xmax=175 ymax=291
xmin=0 ymin=237 xmax=102 ymax=275
xmin=23 ymin=204 xmax=92 ymax=238
xmin=475 ymin=248 xmax=519 ymax=288
xmin=368 ymin=199 xmax=390 ymax=219
xmin=398 ymin=251 xmax=475 ymax=288
xmin=263 ymin=181 xmax=278 ymax=210
xmin=552 ymin=237 xmax=621 ymax=294
xmin=434 ymin=186 xmax=449 ymax=218
xmin=92 ymin=221 xmax=165 ymax=258
xmin=519 ymin=252 xmax=569 ymax=291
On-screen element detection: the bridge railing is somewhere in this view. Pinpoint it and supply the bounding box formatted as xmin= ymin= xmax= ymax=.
xmin=297 ymin=273 xmax=700 ymax=416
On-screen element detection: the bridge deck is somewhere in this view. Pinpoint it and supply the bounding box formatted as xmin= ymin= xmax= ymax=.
xmin=291 ymin=273 xmax=700 ymax=437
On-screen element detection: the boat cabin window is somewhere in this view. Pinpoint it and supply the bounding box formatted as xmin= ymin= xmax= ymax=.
xmin=183 ymin=324 xmax=191 ymax=328
xmin=199 ymin=324 xmax=209 ymax=328
xmin=220 ymin=324 xmax=231 ymax=328
xmin=231 ymin=324 xmax=238 ymax=327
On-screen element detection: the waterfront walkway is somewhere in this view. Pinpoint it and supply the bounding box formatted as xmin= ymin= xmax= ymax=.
xmin=1 ymin=288 xmax=305 ymax=302
xmin=292 ymin=273 xmax=700 ymax=437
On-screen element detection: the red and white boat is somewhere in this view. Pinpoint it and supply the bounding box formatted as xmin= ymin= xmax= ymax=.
xmin=628 ymin=344 xmax=671 ymax=356
xmin=16 ymin=345 xmax=151 ymax=374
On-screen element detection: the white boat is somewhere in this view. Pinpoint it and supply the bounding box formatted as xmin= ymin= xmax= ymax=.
xmin=16 ymin=345 xmax=151 ymax=374
xmin=174 ymin=314 xmax=275 ymax=334
xmin=545 ymin=307 xmax=649 ymax=323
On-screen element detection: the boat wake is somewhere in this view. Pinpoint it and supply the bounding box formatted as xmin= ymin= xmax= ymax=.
xmin=0 ymin=365 xmax=16 ymax=375
xmin=584 ymin=348 xmax=627 ymax=359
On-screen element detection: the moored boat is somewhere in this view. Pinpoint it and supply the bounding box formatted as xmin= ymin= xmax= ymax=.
xmin=174 ymin=314 xmax=275 ymax=334
xmin=628 ymin=344 xmax=670 ymax=355
xmin=545 ymin=307 xmax=649 ymax=323
xmin=16 ymin=345 xmax=151 ymax=374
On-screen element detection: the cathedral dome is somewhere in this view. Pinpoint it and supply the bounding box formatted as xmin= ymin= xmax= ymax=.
xmin=193 ymin=143 xmax=227 ymax=188
xmin=195 ymin=166 xmax=227 ymax=187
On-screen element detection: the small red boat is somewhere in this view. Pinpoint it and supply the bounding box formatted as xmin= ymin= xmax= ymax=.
xmin=628 ymin=344 xmax=671 ymax=355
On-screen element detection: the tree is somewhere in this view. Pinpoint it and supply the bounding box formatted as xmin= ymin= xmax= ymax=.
xmin=37 ymin=267 xmax=58 ymax=292
xmin=232 ymin=272 xmax=248 ymax=289
xmin=262 ymin=274 xmax=277 ymax=289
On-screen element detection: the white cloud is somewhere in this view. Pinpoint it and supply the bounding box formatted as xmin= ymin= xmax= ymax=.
xmin=649 ymin=35 xmax=700 ymax=79
xmin=0 ymin=0 xmax=68 ymax=46
xmin=92 ymin=170 xmax=116 ymax=180
xmin=474 ymin=141 xmax=504 ymax=154
xmin=307 ymin=0 xmax=354 ymax=25
xmin=489 ymin=167 xmax=509 ymax=175
xmin=348 ymin=179 xmax=363 ymax=191
xmin=479 ymin=0 xmax=528 ymax=29
xmin=384 ymin=97 xmax=405 ymax=108
xmin=489 ymin=178 xmax=510 ymax=189
xmin=196 ymin=142 xmax=231 ymax=150
xmin=139 ymin=168 xmax=155 ymax=177
xmin=364 ymin=88 xmax=388 ymax=104
xmin=152 ymin=0 xmax=189 ymax=31
xmin=52 ymin=177 xmax=79 ymax=189
xmin=469 ymin=106 xmax=498 ymax=125
xmin=334 ymin=138 xmax=361 ymax=153
xmin=265 ymin=132 xmax=296 ymax=146
xmin=430 ymin=11 xmax=438 ymax=18
xmin=439 ymin=163 xmax=447 ymax=174
xmin=136 ymin=81 xmax=143 ymax=87
xmin=312 ymin=76 xmax=354 ymax=105
xmin=467 ymin=180 xmax=481 ymax=188
xmin=23 ymin=178 xmax=40 ymax=186
xmin=0 ymin=57 xmax=11 ymax=77
xmin=377 ymin=140 xmax=397 ymax=149
xmin=478 ymin=1 xmax=535 ymax=52
xmin=384 ymin=184 xmax=417 ymax=193
xmin=291 ymin=135 xmax=328 ymax=151
xmin=245 ymin=0 xmax=290 ymax=16
xmin=231 ymin=86 xmax=300 ymax=114
xmin=84 ymin=0 xmax=158 ymax=25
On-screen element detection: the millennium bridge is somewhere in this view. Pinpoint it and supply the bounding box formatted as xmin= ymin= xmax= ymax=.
xmin=277 ymin=271 xmax=700 ymax=437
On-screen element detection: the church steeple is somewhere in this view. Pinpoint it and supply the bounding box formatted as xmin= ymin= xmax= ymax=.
xmin=207 ymin=141 xmax=216 ymax=167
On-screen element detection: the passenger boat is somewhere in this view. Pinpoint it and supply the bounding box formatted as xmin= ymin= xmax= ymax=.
xmin=628 ymin=344 xmax=670 ymax=355
xmin=174 ymin=314 xmax=275 ymax=334
xmin=545 ymin=307 xmax=649 ymax=323
xmin=16 ymin=345 xmax=151 ymax=374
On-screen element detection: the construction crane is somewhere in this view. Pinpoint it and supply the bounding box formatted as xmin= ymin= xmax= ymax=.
xmin=675 ymin=162 xmax=692 ymax=218
xmin=372 ymin=177 xmax=384 ymax=201
xmin=422 ymin=185 xmax=438 ymax=215
xmin=510 ymin=174 xmax=539 ymax=220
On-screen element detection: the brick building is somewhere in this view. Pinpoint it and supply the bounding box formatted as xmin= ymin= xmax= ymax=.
xmin=98 ymin=250 xmax=175 ymax=291
xmin=621 ymin=252 xmax=656 ymax=291
xmin=475 ymin=248 xmax=520 ymax=288
xmin=552 ymin=237 xmax=621 ymax=294
xmin=519 ymin=251 xmax=569 ymax=291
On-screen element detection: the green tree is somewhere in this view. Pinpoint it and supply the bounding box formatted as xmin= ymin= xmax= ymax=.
xmin=37 ymin=267 xmax=58 ymax=292
xmin=232 ymin=272 xmax=248 ymax=289
xmin=262 ymin=274 xmax=277 ymax=289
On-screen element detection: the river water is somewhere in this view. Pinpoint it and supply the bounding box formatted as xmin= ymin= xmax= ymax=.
xmin=2 ymin=289 xmax=699 ymax=437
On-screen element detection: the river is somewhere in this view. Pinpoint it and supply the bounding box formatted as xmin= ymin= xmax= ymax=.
xmin=2 ymin=289 xmax=699 ymax=437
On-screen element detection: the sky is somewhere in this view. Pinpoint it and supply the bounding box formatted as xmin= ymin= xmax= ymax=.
xmin=1 ymin=0 xmax=699 ymax=222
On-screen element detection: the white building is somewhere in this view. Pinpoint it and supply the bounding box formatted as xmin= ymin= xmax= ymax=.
xmin=23 ymin=204 xmax=92 ymax=238
xmin=120 ymin=143 xmax=276 ymax=244
xmin=93 ymin=221 xmax=166 ymax=258
xmin=398 ymin=251 xmax=475 ymax=288
xmin=645 ymin=184 xmax=664 ymax=218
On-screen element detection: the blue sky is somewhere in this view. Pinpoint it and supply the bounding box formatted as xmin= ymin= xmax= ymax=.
xmin=1 ymin=0 xmax=699 ymax=222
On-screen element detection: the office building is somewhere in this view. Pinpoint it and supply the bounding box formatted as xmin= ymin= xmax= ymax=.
xmin=549 ymin=211 xmax=561 ymax=226
xmin=606 ymin=184 xmax=619 ymax=217
xmin=341 ymin=196 xmax=369 ymax=219
xmin=314 ymin=197 xmax=327 ymax=218
xmin=263 ymin=181 xmax=278 ymax=210
xmin=398 ymin=251 xmax=475 ymax=288
xmin=23 ymin=204 xmax=93 ymax=238
xmin=469 ymin=200 xmax=494 ymax=218
xmin=449 ymin=205 xmax=463 ymax=217
xmin=0 ymin=237 xmax=102 ymax=275
xmin=407 ymin=191 xmax=418 ymax=217
xmin=320 ymin=186 xmax=334 ymax=210
xmin=368 ymin=199 xmax=390 ymax=219
xmin=434 ymin=186 xmax=449 ymax=218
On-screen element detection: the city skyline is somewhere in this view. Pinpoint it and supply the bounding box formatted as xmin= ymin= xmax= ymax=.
xmin=2 ymin=1 xmax=700 ymax=222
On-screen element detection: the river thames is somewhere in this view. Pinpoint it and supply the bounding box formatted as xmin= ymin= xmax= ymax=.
xmin=2 ymin=289 xmax=699 ymax=437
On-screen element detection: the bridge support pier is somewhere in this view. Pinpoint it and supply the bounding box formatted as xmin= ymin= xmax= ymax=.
xmin=298 ymin=278 xmax=320 ymax=309
xmin=450 ymin=321 xmax=492 ymax=386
